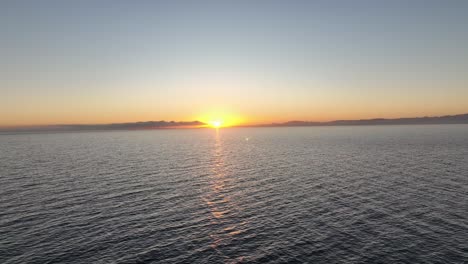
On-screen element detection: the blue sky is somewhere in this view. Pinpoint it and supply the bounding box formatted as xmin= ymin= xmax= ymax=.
xmin=1 ymin=0 xmax=468 ymax=125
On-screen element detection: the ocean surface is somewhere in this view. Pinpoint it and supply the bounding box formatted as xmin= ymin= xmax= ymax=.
xmin=1 ymin=125 xmax=467 ymax=263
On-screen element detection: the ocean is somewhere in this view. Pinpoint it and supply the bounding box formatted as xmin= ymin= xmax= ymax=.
xmin=1 ymin=125 xmax=467 ymax=263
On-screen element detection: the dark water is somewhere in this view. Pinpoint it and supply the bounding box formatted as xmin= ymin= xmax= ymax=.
xmin=1 ymin=125 xmax=467 ymax=263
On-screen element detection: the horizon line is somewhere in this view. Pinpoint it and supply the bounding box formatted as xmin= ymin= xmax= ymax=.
xmin=1 ymin=113 xmax=468 ymax=132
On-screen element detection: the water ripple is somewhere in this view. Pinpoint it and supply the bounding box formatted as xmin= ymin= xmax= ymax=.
xmin=1 ymin=126 xmax=468 ymax=263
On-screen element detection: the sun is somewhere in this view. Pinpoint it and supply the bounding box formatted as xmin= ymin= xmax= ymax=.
xmin=210 ymin=120 xmax=223 ymax=128
xmin=197 ymin=112 xmax=244 ymax=128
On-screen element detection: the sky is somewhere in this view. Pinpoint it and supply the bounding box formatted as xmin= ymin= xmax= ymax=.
xmin=1 ymin=0 xmax=468 ymax=126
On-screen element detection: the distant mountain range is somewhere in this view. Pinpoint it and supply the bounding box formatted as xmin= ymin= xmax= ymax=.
xmin=258 ymin=113 xmax=468 ymax=127
xmin=1 ymin=114 xmax=468 ymax=133
xmin=0 ymin=121 xmax=206 ymax=133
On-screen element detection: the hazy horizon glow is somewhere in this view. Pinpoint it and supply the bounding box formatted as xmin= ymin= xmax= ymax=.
xmin=2 ymin=1 xmax=468 ymax=126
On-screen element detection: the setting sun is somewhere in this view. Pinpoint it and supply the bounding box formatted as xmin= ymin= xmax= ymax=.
xmin=211 ymin=120 xmax=222 ymax=128
xmin=196 ymin=112 xmax=245 ymax=128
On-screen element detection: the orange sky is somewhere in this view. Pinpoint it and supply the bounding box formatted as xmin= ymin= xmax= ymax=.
xmin=2 ymin=2 xmax=468 ymax=127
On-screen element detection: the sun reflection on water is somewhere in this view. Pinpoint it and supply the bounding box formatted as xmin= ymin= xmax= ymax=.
xmin=202 ymin=129 xmax=249 ymax=262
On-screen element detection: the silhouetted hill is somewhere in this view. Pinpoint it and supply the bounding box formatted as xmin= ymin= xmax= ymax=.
xmin=0 ymin=121 xmax=206 ymax=133
xmin=260 ymin=114 xmax=468 ymax=127
xmin=2 ymin=114 xmax=468 ymax=133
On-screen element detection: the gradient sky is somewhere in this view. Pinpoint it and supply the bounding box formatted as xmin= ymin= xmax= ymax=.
xmin=1 ymin=0 xmax=468 ymax=126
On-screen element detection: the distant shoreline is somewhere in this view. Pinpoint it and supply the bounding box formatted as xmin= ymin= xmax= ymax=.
xmin=1 ymin=113 xmax=467 ymax=133
xmin=251 ymin=113 xmax=468 ymax=127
